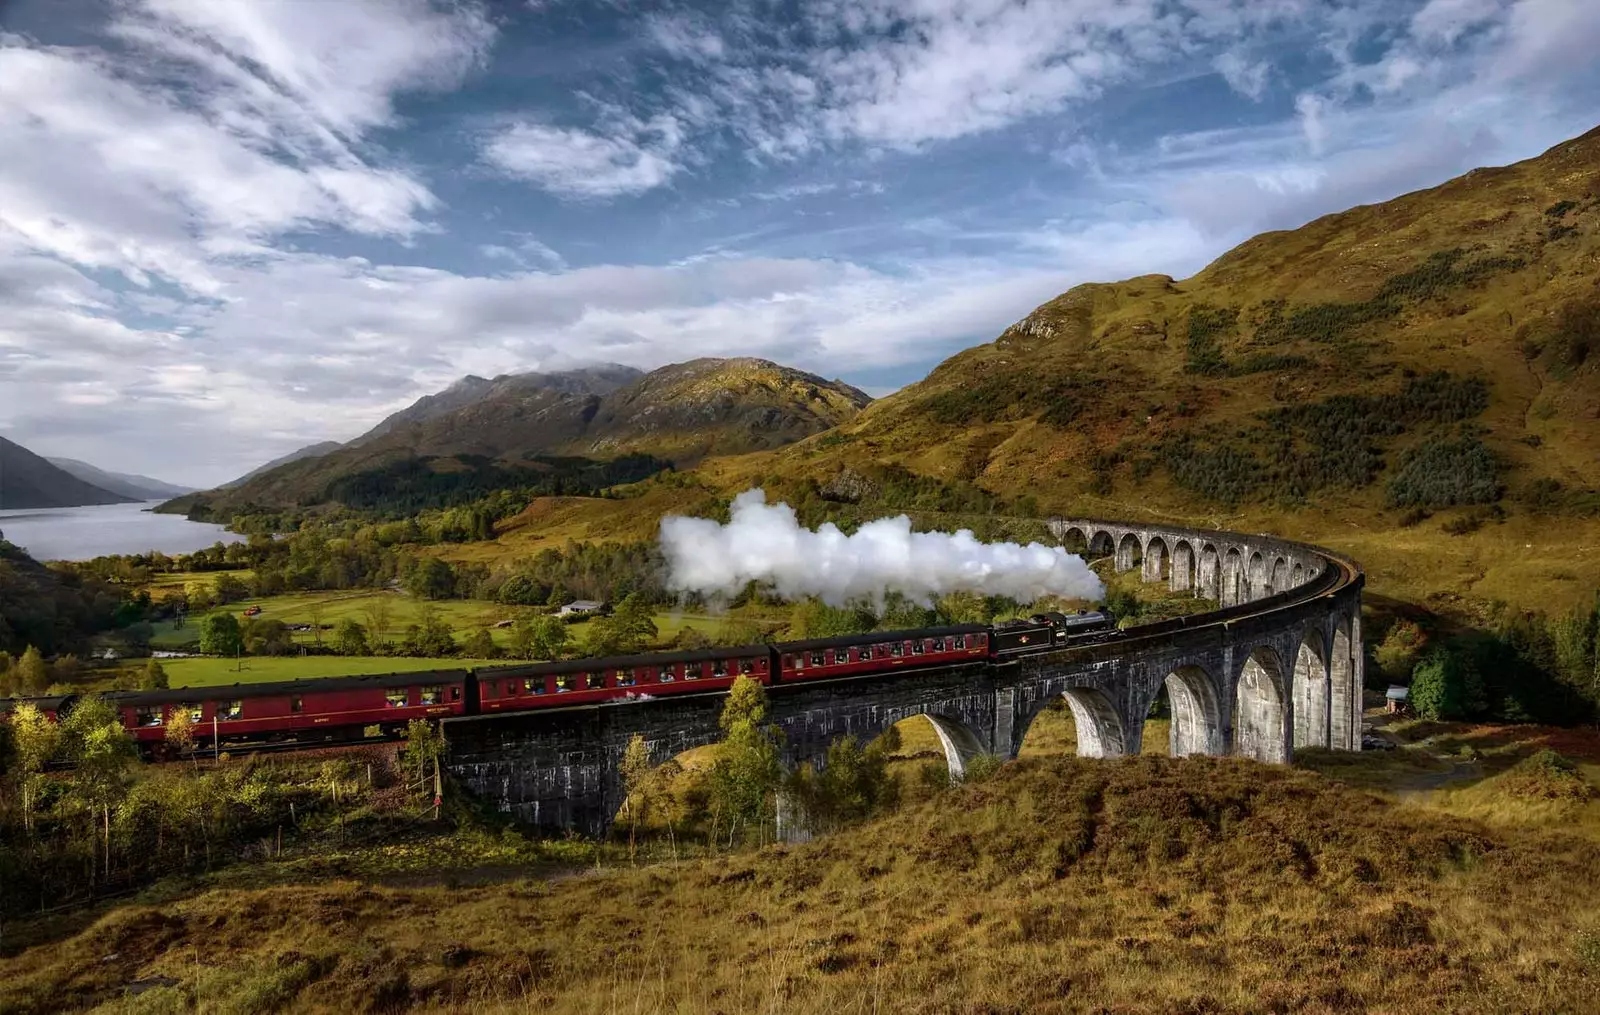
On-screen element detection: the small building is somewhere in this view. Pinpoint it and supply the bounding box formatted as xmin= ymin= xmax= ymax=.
xmin=1385 ymin=685 xmax=1411 ymax=714
xmin=557 ymin=600 xmax=604 ymax=618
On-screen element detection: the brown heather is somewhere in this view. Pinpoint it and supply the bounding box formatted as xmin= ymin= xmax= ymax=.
xmin=4 ymin=747 xmax=1599 ymax=1014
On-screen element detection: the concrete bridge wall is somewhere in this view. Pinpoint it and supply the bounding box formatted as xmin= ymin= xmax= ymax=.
xmin=445 ymin=519 xmax=1364 ymax=836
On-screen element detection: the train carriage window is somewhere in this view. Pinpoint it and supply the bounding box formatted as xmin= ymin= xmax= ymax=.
xmin=891 ymin=642 xmax=903 ymax=657
xmin=953 ymin=636 xmax=966 ymax=649
xmin=136 ymin=707 xmax=162 ymax=727
xmin=525 ymin=678 xmax=546 ymax=695
xmin=586 ymin=672 xmax=605 ymax=691
xmin=182 ymin=702 xmax=203 ymax=722
xmin=912 ymin=640 xmax=925 ymax=655
xmin=932 ymin=637 xmax=944 ymax=652
xmin=810 ymin=651 xmax=824 ymax=667
xmin=659 ymin=665 xmax=675 ymax=683
xmin=451 ymin=686 xmax=461 ymax=701
xmin=386 ymin=689 xmax=408 ymax=708
xmin=291 ymin=697 xmax=303 ymax=713
xmin=788 ymin=654 xmax=800 ymax=670
xmin=618 ymin=668 xmax=636 ymax=687
xmin=739 ymin=658 xmax=752 ymax=675
xmin=420 ymin=685 xmax=443 ymax=706
xmin=218 ymin=700 xmax=242 ymax=721
xmin=504 ymin=680 xmax=518 ymax=698
xmin=712 ymin=659 xmax=727 ymax=677
xmin=684 ymin=663 xmax=700 ymax=680
xmin=557 ymin=674 xmax=576 ymax=693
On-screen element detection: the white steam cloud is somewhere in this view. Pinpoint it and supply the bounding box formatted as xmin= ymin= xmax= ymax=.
xmin=659 ymin=489 xmax=1105 ymax=605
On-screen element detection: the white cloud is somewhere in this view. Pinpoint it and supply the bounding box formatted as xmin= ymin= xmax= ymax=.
xmin=0 ymin=0 xmax=494 ymax=292
xmin=1214 ymin=51 xmax=1271 ymax=100
xmin=482 ymin=116 xmax=687 ymax=198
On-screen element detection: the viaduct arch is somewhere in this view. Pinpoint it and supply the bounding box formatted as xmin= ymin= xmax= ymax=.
xmin=445 ymin=519 xmax=1364 ymax=835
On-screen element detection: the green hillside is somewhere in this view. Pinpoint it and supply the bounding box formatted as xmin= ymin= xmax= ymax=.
xmin=694 ymin=125 xmax=1600 ymax=614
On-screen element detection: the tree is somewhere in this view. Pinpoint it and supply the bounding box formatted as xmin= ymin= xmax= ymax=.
xmin=1410 ymin=646 xmax=1487 ymax=720
xmin=582 ymin=616 xmax=624 ymax=658
xmin=363 ymin=598 xmax=394 ymax=652
xmin=332 ymin=618 xmax=370 ymax=656
xmin=546 ymin=581 xmax=569 ymax=609
xmin=461 ymin=627 xmax=500 ymax=660
xmin=708 ymin=676 xmax=783 ymax=847
xmin=1375 ymin=620 xmax=1428 ymax=683
xmin=498 ymin=575 xmax=542 ymax=606
xmin=14 ymin=646 xmax=50 ymax=696
xmin=402 ymin=719 xmax=447 ymax=799
xmin=140 ymin=658 xmax=169 ymax=690
xmin=880 ymin=592 xmax=936 ymax=631
xmin=789 ymin=728 xmax=902 ymax=833
xmin=611 ymin=593 xmax=658 ymax=652
xmin=212 ymin=573 xmax=249 ymax=604
xmin=510 ymin=614 xmax=569 ymax=660
xmin=165 ymin=708 xmax=196 ymax=764
xmin=242 ymin=618 xmax=293 ymax=656
xmin=788 ymin=599 xmax=873 ymax=639
xmin=306 ymin=600 xmax=326 ymax=646
xmin=199 ymin=613 xmax=243 ymax=657
xmin=60 ymin=695 xmax=136 ymax=880
xmin=9 ymin=702 xmax=59 ymax=835
xmin=405 ymin=557 xmax=457 ymax=600
xmin=402 ymin=606 xmax=456 ymax=657
xmin=620 ymin=733 xmax=654 ymax=860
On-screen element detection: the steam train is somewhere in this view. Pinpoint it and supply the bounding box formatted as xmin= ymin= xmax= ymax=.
xmin=0 ymin=611 xmax=1115 ymax=758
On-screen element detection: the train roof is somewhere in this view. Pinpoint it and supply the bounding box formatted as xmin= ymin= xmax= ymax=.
xmin=775 ymin=623 xmax=990 ymax=654
xmin=477 ymin=644 xmax=772 ymax=678
xmin=0 ymin=694 xmax=74 ymax=714
xmin=103 ymin=668 xmax=471 ymax=706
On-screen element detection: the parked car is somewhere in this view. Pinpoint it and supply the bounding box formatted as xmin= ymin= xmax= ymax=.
xmin=242 ymin=606 xmax=263 ymax=617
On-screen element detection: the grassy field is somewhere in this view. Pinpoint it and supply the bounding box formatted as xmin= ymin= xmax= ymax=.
xmin=150 ymin=587 xmax=736 ymax=653
xmin=5 ymin=722 xmax=1599 ymax=1014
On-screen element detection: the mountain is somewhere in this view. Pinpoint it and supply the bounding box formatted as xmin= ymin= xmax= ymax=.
xmin=178 ymin=359 xmax=870 ymax=514
xmin=350 ymin=365 xmax=644 ymax=446
xmin=45 ymin=457 xmax=191 ymax=500
xmin=702 ymin=125 xmax=1600 ymax=613
xmin=0 ymin=436 xmax=136 ymax=510
xmin=220 ymin=442 xmax=344 ymax=489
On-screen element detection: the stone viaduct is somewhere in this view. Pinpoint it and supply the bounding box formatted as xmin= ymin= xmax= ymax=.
xmin=444 ymin=519 xmax=1364 ymax=836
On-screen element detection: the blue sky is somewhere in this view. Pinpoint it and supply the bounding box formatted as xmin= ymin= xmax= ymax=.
xmin=0 ymin=0 xmax=1596 ymax=487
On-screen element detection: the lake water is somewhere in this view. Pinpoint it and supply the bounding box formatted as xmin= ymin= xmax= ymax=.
xmin=0 ymin=501 xmax=245 ymax=561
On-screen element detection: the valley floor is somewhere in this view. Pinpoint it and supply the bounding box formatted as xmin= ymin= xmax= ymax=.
xmin=3 ymin=716 xmax=1599 ymax=1014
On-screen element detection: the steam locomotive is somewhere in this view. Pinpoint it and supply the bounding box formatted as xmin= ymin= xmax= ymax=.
xmin=0 ymin=611 xmax=1115 ymax=758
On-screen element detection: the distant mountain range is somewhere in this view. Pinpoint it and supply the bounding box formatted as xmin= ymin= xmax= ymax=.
xmin=1 ymin=437 xmax=134 ymax=510
xmin=46 ymin=457 xmax=192 ymax=501
xmin=171 ymin=358 xmax=871 ymax=514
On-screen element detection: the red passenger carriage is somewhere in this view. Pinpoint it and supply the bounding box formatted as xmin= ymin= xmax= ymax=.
xmin=475 ymin=645 xmax=772 ymax=711
xmin=777 ymin=624 xmax=989 ymax=682
xmin=106 ymin=670 xmax=470 ymax=755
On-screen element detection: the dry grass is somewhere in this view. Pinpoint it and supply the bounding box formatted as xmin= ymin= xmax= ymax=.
xmin=5 ymin=753 xmax=1600 ymax=1014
